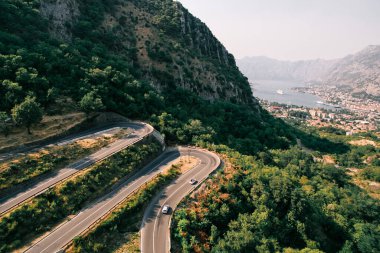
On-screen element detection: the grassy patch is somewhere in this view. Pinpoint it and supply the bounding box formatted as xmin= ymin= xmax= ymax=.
xmin=0 ymin=129 xmax=128 ymax=192
xmin=360 ymin=167 xmax=380 ymax=182
xmin=350 ymin=167 xmax=380 ymax=199
xmin=0 ymin=113 xmax=86 ymax=150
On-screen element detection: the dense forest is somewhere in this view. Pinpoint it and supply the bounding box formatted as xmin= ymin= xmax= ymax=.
xmin=172 ymin=145 xmax=380 ymax=253
xmin=0 ymin=0 xmax=379 ymax=252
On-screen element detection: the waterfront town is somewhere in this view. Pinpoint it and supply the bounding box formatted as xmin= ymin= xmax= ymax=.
xmin=295 ymin=85 xmax=380 ymax=114
xmin=260 ymin=86 xmax=380 ymax=134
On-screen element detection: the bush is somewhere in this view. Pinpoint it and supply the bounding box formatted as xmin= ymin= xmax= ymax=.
xmin=361 ymin=167 xmax=380 ymax=182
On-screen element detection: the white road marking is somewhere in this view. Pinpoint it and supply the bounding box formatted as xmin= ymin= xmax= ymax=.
xmin=152 ymin=155 xmax=211 ymax=253
xmin=0 ymin=124 xmax=153 ymax=215
xmin=28 ymin=152 xmax=179 ymax=253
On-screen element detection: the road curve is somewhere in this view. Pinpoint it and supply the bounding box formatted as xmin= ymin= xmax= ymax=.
xmin=140 ymin=148 xmax=221 ymax=253
xmin=24 ymin=147 xmax=218 ymax=253
xmin=0 ymin=122 xmax=154 ymax=216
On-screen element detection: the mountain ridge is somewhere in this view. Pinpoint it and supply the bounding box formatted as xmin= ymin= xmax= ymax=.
xmin=238 ymin=45 xmax=380 ymax=96
xmin=238 ymin=55 xmax=337 ymax=82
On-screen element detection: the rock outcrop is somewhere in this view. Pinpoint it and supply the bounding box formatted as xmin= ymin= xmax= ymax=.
xmin=39 ymin=0 xmax=79 ymax=41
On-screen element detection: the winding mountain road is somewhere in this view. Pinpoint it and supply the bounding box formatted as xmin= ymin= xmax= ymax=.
xmin=1 ymin=120 xmax=221 ymax=253
xmin=0 ymin=122 xmax=154 ymax=215
xmin=25 ymin=147 xmax=220 ymax=253
xmin=140 ymin=148 xmax=220 ymax=253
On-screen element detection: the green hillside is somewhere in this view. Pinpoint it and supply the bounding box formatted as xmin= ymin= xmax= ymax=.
xmin=0 ymin=1 xmax=379 ymax=253
xmin=0 ymin=0 xmax=293 ymax=152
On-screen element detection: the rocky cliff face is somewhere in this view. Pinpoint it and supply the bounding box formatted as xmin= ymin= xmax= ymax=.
xmin=39 ymin=0 xmax=79 ymax=41
xmin=39 ymin=0 xmax=254 ymax=104
xmin=175 ymin=4 xmax=231 ymax=67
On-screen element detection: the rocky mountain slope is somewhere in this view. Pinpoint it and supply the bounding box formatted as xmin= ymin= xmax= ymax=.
xmin=325 ymin=45 xmax=380 ymax=96
xmin=238 ymin=45 xmax=380 ymax=96
xmin=39 ymin=0 xmax=253 ymax=104
xmin=0 ymin=0 xmax=255 ymax=117
xmin=2 ymin=0 xmax=292 ymax=153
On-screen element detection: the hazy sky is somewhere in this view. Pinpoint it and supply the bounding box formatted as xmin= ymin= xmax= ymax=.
xmin=178 ymin=0 xmax=380 ymax=61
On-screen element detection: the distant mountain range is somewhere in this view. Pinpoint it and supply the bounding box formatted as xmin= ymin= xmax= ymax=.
xmin=237 ymin=56 xmax=337 ymax=82
xmin=238 ymin=45 xmax=380 ymax=96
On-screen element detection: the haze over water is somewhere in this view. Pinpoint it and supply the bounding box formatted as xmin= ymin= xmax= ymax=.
xmin=251 ymin=80 xmax=334 ymax=109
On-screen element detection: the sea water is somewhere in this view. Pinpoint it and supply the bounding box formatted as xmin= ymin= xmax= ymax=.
xmin=251 ymin=80 xmax=335 ymax=109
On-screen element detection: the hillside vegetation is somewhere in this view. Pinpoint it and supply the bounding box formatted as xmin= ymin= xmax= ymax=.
xmin=0 ymin=0 xmax=294 ymax=154
xmin=0 ymin=112 xmax=85 ymax=150
xmin=0 ymin=1 xmax=379 ymax=253
xmin=173 ymin=145 xmax=380 ymax=253
xmin=0 ymin=0 xmax=253 ymax=116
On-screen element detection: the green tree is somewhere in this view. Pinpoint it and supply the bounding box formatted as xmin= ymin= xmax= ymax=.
xmin=0 ymin=111 xmax=10 ymax=136
xmin=11 ymin=96 xmax=43 ymax=134
xmin=79 ymin=91 xmax=105 ymax=117
xmin=178 ymin=119 xmax=215 ymax=144
xmin=46 ymin=87 xmax=59 ymax=103
xmin=2 ymin=80 xmax=23 ymax=110
xmin=353 ymin=223 xmax=380 ymax=253
xmin=210 ymin=225 xmax=219 ymax=246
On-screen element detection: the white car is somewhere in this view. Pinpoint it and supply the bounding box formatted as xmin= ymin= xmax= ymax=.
xmin=162 ymin=205 xmax=170 ymax=214
xmin=189 ymin=179 xmax=197 ymax=185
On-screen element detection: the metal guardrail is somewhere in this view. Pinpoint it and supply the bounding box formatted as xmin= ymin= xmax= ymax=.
xmin=152 ymin=130 xmax=165 ymax=145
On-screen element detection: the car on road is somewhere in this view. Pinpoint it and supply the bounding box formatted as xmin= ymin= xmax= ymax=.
xmin=162 ymin=205 xmax=170 ymax=214
xmin=189 ymin=179 xmax=197 ymax=185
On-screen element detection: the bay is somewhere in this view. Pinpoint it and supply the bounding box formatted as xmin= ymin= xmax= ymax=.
xmin=251 ymin=80 xmax=334 ymax=109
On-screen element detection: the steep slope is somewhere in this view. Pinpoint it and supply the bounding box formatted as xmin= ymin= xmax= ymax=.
xmin=127 ymin=0 xmax=253 ymax=103
xmin=39 ymin=0 xmax=253 ymax=104
xmin=0 ymin=0 xmax=294 ymax=154
xmin=326 ymin=45 xmax=380 ymax=96
xmin=0 ymin=0 xmax=255 ymax=117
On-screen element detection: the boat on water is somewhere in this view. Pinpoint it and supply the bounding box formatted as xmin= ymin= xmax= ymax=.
xmin=276 ymin=89 xmax=284 ymax=95
xmin=316 ymin=101 xmax=324 ymax=104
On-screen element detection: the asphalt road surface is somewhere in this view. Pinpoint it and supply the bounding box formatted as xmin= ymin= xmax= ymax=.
xmin=0 ymin=122 xmax=153 ymax=215
xmin=24 ymin=147 xmax=219 ymax=253
xmin=140 ymin=148 xmax=221 ymax=253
